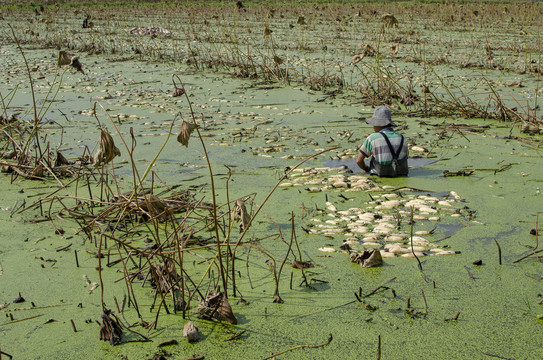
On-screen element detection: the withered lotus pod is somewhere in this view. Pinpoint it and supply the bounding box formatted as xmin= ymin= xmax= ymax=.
xmin=172 ymin=87 xmax=185 ymax=97
xmin=264 ymin=26 xmax=272 ymax=36
xmin=176 ymin=120 xmax=197 ymax=147
xmin=197 ymin=290 xmax=237 ymax=324
xmin=93 ymin=129 xmax=121 ymax=166
xmin=297 ymin=16 xmax=306 ymax=25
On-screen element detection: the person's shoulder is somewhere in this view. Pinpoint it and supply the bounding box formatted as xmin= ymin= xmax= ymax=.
xmin=366 ymin=132 xmax=382 ymax=141
xmin=384 ymin=130 xmax=404 ymax=138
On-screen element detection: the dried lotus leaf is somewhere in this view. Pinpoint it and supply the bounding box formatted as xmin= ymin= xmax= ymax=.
xmin=54 ymin=151 xmax=71 ymax=167
xmin=232 ymin=198 xmax=251 ymax=232
xmin=146 ymin=194 xmax=169 ymax=219
xmin=58 ymin=50 xmax=84 ymax=74
xmin=176 ymin=120 xmax=197 ymax=147
xmin=350 ymin=249 xmax=382 ymax=268
xmin=197 ymin=290 xmax=237 ymax=324
xmin=93 ymin=129 xmax=121 ymax=166
xmin=99 ymin=310 xmax=123 ymax=346
xmin=58 ymin=51 xmax=74 ymax=66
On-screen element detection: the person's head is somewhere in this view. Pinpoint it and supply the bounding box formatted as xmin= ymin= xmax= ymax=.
xmin=366 ymin=105 xmax=396 ymax=130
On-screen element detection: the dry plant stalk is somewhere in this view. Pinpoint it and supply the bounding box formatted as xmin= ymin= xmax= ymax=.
xmin=93 ymin=129 xmax=121 ymax=166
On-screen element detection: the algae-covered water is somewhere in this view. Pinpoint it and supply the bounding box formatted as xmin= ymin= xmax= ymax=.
xmin=2 ymin=2 xmax=543 ymax=359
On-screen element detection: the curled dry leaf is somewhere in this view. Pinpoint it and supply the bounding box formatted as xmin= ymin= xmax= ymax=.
xmin=58 ymin=50 xmax=84 ymax=74
xmin=58 ymin=51 xmax=74 ymax=66
xmin=93 ymin=129 xmax=121 ymax=167
xmin=350 ymin=249 xmax=383 ymax=268
xmin=54 ymin=151 xmax=71 ymax=167
xmin=176 ymin=120 xmax=198 ymax=147
xmin=273 ymin=55 xmax=283 ymax=65
xmin=382 ymin=13 xmax=398 ymax=27
xmin=183 ymin=321 xmax=199 ymax=342
xmin=232 ymin=198 xmax=251 ymax=232
xmin=31 ymin=164 xmax=45 ymax=178
xmin=197 ymin=290 xmax=237 ymax=324
xmin=150 ymin=259 xmax=179 ymax=293
xmin=99 ymin=309 xmax=123 ymax=346
xmin=145 ymin=194 xmax=169 ymax=220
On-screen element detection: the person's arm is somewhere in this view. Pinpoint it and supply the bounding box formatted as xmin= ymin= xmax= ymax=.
xmin=356 ymin=151 xmax=370 ymax=172
xmin=357 ymin=136 xmax=373 ymax=172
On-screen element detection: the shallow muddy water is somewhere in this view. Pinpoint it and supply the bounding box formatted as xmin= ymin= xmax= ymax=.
xmin=2 ymin=5 xmax=543 ymax=360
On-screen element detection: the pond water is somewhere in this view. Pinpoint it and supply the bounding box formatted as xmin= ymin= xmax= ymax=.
xmin=1 ymin=4 xmax=543 ymax=360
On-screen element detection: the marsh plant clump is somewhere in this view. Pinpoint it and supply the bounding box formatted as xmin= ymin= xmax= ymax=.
xmin=2 ymin=1 xmax=543 ymax=127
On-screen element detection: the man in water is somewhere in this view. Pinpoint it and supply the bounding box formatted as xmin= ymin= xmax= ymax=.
xmin=356 ymin=105 xmax=408 ymax=177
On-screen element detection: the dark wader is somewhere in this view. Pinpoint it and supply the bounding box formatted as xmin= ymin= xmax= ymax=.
xmin=370 ymin=133 xmax=408 ymax=177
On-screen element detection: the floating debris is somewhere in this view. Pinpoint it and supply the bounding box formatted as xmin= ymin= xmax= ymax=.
xmin=350 ymin=249 xmax=382 ymax=268
xmin=12 ymin=292 xmax=25 ymax=303
xmin=291 ymin=260 xmax=314 ymax=269
xmin=183 ymin=321 xmax=199 ymax=342
xmin=129 ymin=27 xmax=170 ymax=36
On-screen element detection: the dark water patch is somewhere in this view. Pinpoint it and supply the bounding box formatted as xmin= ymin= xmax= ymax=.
xmin=324 ymin=157 xmax=436 ymax=174
xmin=439 ymin=223 xmax=465 ymax=238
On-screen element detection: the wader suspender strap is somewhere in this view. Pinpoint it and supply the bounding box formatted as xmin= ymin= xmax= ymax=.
xmin=380 ymin=132 xmax=404 ymax=161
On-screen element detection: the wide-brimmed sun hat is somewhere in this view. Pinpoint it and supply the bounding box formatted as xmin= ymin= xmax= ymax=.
xmin=366 ymin=105 xmax=396 ymax=127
